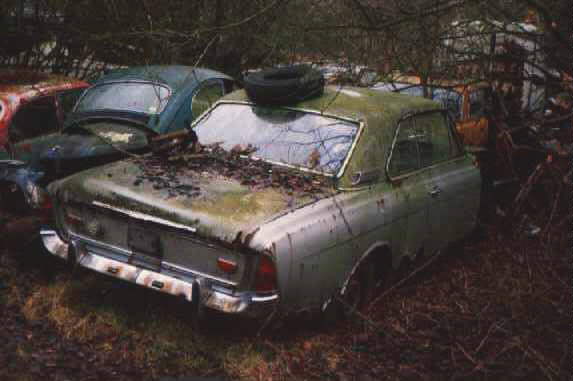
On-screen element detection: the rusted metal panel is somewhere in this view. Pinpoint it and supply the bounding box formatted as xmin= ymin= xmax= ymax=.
xmin=0 ymin=70 xmax=88 ymax=147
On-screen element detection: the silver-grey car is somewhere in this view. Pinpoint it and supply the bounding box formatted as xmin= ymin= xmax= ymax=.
xmin=42 ymin=86 xmax=481 ymax=321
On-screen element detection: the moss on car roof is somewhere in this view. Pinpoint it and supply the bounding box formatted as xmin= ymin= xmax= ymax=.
xmin=222 ymin=86 xmax=439 ymax=123
xmin=218 ymin=86 xmax=442 ymax=187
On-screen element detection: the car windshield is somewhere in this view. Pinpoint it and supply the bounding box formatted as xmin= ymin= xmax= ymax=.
xmin=194 ymin=103 xmax=359 ymax=175
xmin=75 ymin=82 xmax=170 ymax=114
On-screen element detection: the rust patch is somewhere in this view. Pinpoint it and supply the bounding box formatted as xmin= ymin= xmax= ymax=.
xmin=244 ymin=227 xmax=260 ymax=247
xmin=142 ymin=274 xmax=153 ymax=287
xmin=377 ymin=198 xmax=385 ymax=211
xmin=162 ymin=281 xmax=173 ymax=293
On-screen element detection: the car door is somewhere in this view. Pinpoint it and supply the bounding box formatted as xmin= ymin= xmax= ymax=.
xmin=9 ymin=88 xmax=84 ymax=158
xmin=416 ymin=111 xmax=481 ymax=254
xmin=386 ymin=114 xmax=434 ymax=259
xmin=10 ymin=95 xmax=61 ymax=161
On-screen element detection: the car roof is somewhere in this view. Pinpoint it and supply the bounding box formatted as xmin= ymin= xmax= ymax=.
xmin=0 ymin=70 xmax=88 ymax=97
xmin=219 ymin=86 xmax=442 ymax=187
xmin=381 ymin=74 xmax=490 ymax=91
xmin=91 ymin=65 xmax=233 ymax=93
xmin=221 ymin=85 xmax=440 ymax=124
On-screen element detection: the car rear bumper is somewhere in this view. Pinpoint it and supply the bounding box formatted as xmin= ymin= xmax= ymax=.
xmin=40 ymin=229 xmax=279 ymax=318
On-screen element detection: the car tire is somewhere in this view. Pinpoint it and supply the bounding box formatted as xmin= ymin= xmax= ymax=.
xmin=244 ymin=65 xmax=325 ymax=106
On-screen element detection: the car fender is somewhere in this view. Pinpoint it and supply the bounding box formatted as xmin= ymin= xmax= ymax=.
xmin=321 ymin=241 xmax=392 ymax=312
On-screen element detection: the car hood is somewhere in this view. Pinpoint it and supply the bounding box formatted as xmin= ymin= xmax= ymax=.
xmin=12 ymin=121 xmax=149 ymax=164
xmin=50 ymin=155 xmax=333 ymax=245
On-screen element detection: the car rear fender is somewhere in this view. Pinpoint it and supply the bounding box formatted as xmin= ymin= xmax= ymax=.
xmin=321 ymin=241 xmax=392 ymax=312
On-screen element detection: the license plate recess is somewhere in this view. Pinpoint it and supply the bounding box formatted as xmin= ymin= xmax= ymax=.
xmin=128 ymin=223 xmax=162 ymax=259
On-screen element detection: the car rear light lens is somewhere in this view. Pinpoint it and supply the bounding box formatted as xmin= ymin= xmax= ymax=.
xmin=254 ymin=254 xmax=277 ymax=293
xmin=37 ymin=192 xmax=53 ymax=221
xmin=40 ymin=194 xmax=52 ymax=210
xmin=217 ymin=257 xmax=238 ymax=274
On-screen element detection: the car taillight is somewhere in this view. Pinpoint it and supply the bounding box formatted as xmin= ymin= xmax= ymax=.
xmin=36 ymin=192 xmax=53 ymax=221
xmin=254 ymin=254 xmax=278 ymax=293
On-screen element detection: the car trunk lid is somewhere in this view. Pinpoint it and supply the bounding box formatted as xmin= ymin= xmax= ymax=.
xmin=53 ymin=154 xmax=331 ymax=285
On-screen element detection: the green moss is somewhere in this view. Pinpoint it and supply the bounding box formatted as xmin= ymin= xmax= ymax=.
xmin=221 ymin=87 xmax=440 ymax=188
xmin=189 ymin=188 xmax=287 ymax=221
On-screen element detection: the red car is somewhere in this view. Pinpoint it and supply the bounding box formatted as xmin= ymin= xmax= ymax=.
xmin=0 ymin=70 xmax=89 ymax=159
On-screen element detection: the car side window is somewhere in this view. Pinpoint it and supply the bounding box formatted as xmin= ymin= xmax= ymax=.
xmin=469 ymin=89 xmax=485 ymax=118
xmin=416 ymin=112 xmax=457 ymax=167
xmin=433 ymin=89 xmax=462 ymax=120
xmin=387 ymin=117 xmax=420 ymax=177
xmin=191 ymin=81 xmax=225 ymax=119
xmin=388 ymin=111 xmax=460 ymax=178
xmin=9 ymin=96 xmax=60 ymax=144
xmin=59 ymin=88 xmax=84 ymax=116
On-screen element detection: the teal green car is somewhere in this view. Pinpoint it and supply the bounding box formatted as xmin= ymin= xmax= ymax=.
xmin=42 ymin=86 xmax=481 ymax=321
xmin=0 ymin=65 xmax=233 ymax=214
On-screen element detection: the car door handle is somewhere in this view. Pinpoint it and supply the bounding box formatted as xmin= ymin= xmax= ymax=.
xmin=429 ymin=186 xmax=441 ymax=197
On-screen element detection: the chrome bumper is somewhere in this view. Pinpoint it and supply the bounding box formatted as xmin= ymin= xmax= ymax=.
xmin=40 ymin=229 xmax=279 ymax=317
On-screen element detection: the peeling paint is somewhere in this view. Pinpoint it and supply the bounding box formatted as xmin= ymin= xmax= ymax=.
xmin=97 ymin=131 xmax=133 ymax=143
xmin=0 ymin=70 xmax=88 ymax=148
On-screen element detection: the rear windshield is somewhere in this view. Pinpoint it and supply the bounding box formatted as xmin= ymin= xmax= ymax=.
xmin=75 ymin=82 xmax=170 ymax=115
xmin=194 ymin=103 xmax=359 ymax=175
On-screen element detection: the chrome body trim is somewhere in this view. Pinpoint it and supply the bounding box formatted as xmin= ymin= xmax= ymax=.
xmin=92 ymin=200 xmax=197 ymax=233
xmin=41 ymin=229 xmax=278 ymax=316
xmin=40 ymin=229 xmax=69 ymax=260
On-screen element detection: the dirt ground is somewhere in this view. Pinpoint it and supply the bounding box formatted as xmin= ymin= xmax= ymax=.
xmin=0 ymin=214 xmax=569 ymax=381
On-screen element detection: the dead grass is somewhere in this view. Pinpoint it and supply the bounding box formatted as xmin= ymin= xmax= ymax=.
xmin=0 ymin=224 xmax=569 ymax=380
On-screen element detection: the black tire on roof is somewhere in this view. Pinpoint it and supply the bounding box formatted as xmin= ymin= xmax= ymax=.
xmin=244 ymin=65 xmax=325 ymax=106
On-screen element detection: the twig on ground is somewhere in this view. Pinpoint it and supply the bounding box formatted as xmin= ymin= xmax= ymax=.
xmin=367 ymin=249 xmax=443 ymax=313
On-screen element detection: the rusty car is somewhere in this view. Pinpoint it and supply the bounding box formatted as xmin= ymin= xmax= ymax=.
xmin=0 ymin=69 xmax=88 ymax=159
xmin=41 ymin=67 xmax=481 ymax=322
xmin=0 ymin=65 xmax=234 ymax=217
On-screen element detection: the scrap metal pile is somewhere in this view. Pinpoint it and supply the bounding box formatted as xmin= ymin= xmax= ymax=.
xmin=486 ymin=91 xmax=571 ymax=240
